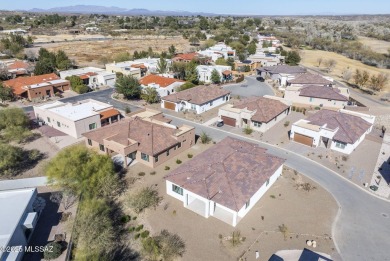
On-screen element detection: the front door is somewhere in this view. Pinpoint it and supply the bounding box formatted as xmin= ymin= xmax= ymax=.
xmin=46 ymin=90 xmax=51 ymax=97
xmin=128 ymin=152 xmax=136 ymax=160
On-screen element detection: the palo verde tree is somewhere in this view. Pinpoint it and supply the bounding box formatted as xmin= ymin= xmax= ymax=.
xmin=210 ymin=69 xmax=221 ymax=84
xmin=141 ymin=86 xmax=160 ymax=104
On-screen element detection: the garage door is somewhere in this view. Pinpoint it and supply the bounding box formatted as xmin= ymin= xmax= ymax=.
xmin=221 ymin=116 xmax=236 ymax=127
xmin=293 ymin=133 xmax=313 ymax=147
xmin=164 ymin=101 xmax=176 ymax=110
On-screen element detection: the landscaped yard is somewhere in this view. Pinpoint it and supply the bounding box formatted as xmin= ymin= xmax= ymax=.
xmin=119 ymin=140 xmax=338 ymax=261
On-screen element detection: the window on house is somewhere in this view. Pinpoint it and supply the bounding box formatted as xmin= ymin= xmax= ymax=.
xmin=89 ymin=123 xmax=96 ymax=130
xmin=245 ymin=199 xmax=250 ymax=209
xmin=99 ymin=144 xmax=105 ymax=151
xmin=166 ymin=150 xmax=170 ymax=156
xmin=310 ymin=97 xmax=314 ymax=102
xmin=47 ymin=117 xmax=51 ymax=123
xmin=191 ymin=104 xmax=196 ymax=110
xmin=57 ymin=121 xmax=61 ymax=127
xmin=172 ymin=184 xmax=183 ymax=195
xmin=253 ymin=121 xmax=262 ymax=128
xmin=154 ymin=156 xmax=159 ymax=163
xmin=335 ymin=141 xmax=346 ymax=149
xmin=210 ymin=101 xmax=213 ymax=106
xmin=266 ymin=178 xmax=270 ymax=186
xmin=87 ymin=139 xmax=92 ymax=146
xmin=178 ymin=142 xmax=182 ymax=148
xmin=183 ymin=139 xmax=186 ymax=143
xmin=174 ymin=146 xmax=177 ymax=150
xmin=141 ymin=153 xmax=149 ymax=162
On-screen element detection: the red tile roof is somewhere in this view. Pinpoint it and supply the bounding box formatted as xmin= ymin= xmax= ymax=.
xmin=173 ymin=53 xmax=198 ymax=61
xmin=79 ymin=72 xmax=97 ymax=80
xmin=288 ymin=73 xmax=332 ymax=85
xmin=233 ymin=96 xmax=290 ymax=123
xmin=163 ymin=85 xmax=230 ymax=105
xmin=100 ymin=108 xmax=120 ymax=120
xmin=7 ymin=61 xmax=29 ymax=70
xmin=139 ymin=75 xmax=184 ymax=88
xmin=306 ymin=109 xmax=372 ymax=144
xmin=165 ymin=137 xmax=285 ymax=211
xmin=3 ymin=73 xmax=60 ymax=95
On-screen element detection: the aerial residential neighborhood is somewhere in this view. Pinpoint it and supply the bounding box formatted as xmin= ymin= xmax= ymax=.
xmin=0 ymin=1 xmax=389 ymax=261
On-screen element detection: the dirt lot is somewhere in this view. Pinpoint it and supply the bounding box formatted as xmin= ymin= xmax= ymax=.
xmin=119 ymin=142 xmax=338 ymax=261
xmin=298 ymin=49 xmax=390 ymax=92
xmin=358 ymin=36 xmax=390 ymax=54
xmin=31 ymin=36 xmax=193 ymax=67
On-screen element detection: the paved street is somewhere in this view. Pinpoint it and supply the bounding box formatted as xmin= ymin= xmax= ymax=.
xmin=19 ymin=78 xmax=390 ymax=260
xmin=223 ymin=75 xmax=275 ymax=97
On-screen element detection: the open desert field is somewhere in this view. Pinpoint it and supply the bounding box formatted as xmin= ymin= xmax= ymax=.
xmin=358 ymin=36 xmax=390 ymax=54
xmin=31 ymin=35 xmax=194 ymax=67
xmin=298 ymin=49 xmax=390 ymax=92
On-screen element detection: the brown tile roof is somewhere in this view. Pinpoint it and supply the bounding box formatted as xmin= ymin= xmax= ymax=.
xmin=7 ymin=61 xmax=29 ymax=70
xmin=165 ymin=137 xmax=285 ymax=211
xmin=79 ymin=72 xmax=98 ymax=80
xmin=139 ymin=75 xmax=184 ymax=88
xmin=131 ymin=63 xmax=147 ymax=69
xmin=163 ymin=85 xmax=230 ymax=105
xmin=100 ymin=108 xmax=120 ymax=120
xmin=3 ymin=73 xmax=60 ymax=95
xmin=173 ymin=53 xmax=198 ymax=61
xmin=234 ymin=97 xmax=289 ymax=123
xmin=83 ymin=117 xmax=180 ymax=156
xmin=257 ymin=65 xmax=306 ymax=74
xmin=306 ymin=109 xmax=372 ymax=144
xmin=299 ymin=85 xmax=348 ymax=101
xmin=288 ymin=73 xmax=332 ymax=85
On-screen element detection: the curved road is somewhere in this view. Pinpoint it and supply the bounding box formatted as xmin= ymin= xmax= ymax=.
xmin=22 ymin=79 xmax=390 ymax=260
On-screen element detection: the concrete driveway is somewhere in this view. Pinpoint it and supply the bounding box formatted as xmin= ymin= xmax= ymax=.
xmin=223 ymin=76 xmax=274 ymax=97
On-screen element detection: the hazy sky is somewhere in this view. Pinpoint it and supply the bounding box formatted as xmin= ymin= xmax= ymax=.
xmin=2 ymin=0 xmax=390 ymax=15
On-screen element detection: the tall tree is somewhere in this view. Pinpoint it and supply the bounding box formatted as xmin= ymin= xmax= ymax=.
xmin=210 ymin=69 xmax=221 ymax=84
xmin=0 ymin=83 xmax=13 ymax=103
xmin=157 ymin=56 xmax=168 ymax=74
xmin=115 ymin=75 xmax=142 ymax=99
xmin=171 ymin=62 xmax=186 ymax=80
xmin=285 ymin=51 xmax=301 ymax=65
xmin=247 ymin=41 xmax=257 ymax=55
xmin=185 ymin=61 xmax=199 ymax=84
xmin=168 ymin=45 xmax=176 ymax=56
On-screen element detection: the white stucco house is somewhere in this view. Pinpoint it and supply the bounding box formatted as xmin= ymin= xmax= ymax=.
xmin=165 ymin=137 xmax=285 ymax=226
xmin=161 ymin=85 xmax=231 ymax=114
xmin=290 ymin=109 xmax=375 ymax=154
xmin=197 ymin=42 xmax=236 ymax=61
xmin=139 ymin=74 xmax=185 ymax=97
xmin=59 ymin=67 xmax=116 ymax=88
xmin=257 ymin=65 xmax=307 ymax=88
xmin=284 ymin=85 xmax=350 ymax=109
xmin=218 ymin=96 xmax=291 ymax=132
xmin=34 ymin=99 xmax=121 ymax=138
xmin=196 ymin=65 xmax=232 ymax=83
xmin=0 ymin=188 xmax=43 ymax=261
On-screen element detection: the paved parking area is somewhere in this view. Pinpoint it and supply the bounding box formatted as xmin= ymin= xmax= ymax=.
xmin=223 ymin=76 xmax=274 ymax=98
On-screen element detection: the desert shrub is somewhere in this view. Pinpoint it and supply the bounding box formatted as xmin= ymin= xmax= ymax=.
xmin=278 ymin=224 xmax=289 ymax=240
xmin=43 ymin=242 xmax=62 ymax=260
xmin=176 ymin=159 xmax=182 ymax=164
xmin=230 ymin=230 xmax=242 ymax=247
xmin=125 ymin=106 xmax=131 ymax=114
xmin=270 ymin=195 xmax=276 ymax=199
xmin=165 ymin=166 xmax=170 ymax=171
xmin=243 ymin=126 xmax=253 ymax=135
xmin=314 ymin=106 xmax=321 ymax=110
xmin=284 ymin=121 xmax=290 ymax=127
xmin=138 ymin=172 xmax=145 ymax=176
xmin=135 ymin=233 xmax=140 ymax=239
xmin=187 ymin=153 xmax=193 ymax=158
xmin=136 ymin=224 xmax=144 ymax=232
xmin=141 ymin=230 xmax=150 ymax=238
xmin=120 ymin=215 xmax=131 ymax=224
xmin=128 ymin=187 xmax=162 ymax=213
xmin=150 ymin=171 xmax=156 ymax=175
xmin=200 ymin=131 xmax=212 ymax=144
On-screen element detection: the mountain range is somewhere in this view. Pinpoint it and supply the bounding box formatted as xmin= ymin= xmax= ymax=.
xmin=26 ymin=5 xmax=218 ymax=16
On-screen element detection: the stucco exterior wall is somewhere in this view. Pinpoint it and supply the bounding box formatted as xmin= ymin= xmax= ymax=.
xmin=284 ymin=89 xmax=347 ymax=109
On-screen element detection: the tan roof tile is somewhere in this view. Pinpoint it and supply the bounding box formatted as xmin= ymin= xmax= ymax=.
xmin=163 ymin=85 xmax=230 ymax=105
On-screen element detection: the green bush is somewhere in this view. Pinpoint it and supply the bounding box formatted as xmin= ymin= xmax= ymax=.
xmin=120 ymin=215 xmax=131 ymax=223
xmin=43 ymin=242 xmax=62 ymax=260
xmin=315 ymin=106 xmax=321 ymax=110
xmin=176 ymin=159 xmax=182 ymax=164
xmin=243 ymin=126 xmax=253 ymax=135
xmin=284 ymin=121 xmax=290 ymax=127
xmin=141 ymin=230 xmax=150 ymax=238
xmin=200 ymin=131 xmax=212 ymax=144
xmin=132 ymin=216 xmax=137 ymax=220
xmin=136 ymin=224 xmax=144 ymax=232
xmin=165 ymin=166 xmax=170 ymax=170
xmin=129 ymin=227 xmax=135 ymax=232
xmin=135 ymin=233 xmax=140 ymax=239
xmin=125 ymin=106 xmax=131 ymax=114
xmin=187 ymin=153 xmax=193 ymax=158
xmin=150 ymin=171 xmax=156 ymax=175
xmin=138 ymin=172 xmax=145 ymax=176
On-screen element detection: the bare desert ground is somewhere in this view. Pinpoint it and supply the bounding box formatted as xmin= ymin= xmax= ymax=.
xmin=358 ymin=36 xmax=390 ymax=54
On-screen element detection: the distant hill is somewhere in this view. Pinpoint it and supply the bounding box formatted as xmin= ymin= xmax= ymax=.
xmin=25 ymin=5 xmax=218 ymax=16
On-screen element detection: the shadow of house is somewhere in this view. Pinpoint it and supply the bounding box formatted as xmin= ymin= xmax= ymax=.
xmin=378 ymin=157 xmax=390 ymax=185
xmin=23 ymin=192 xmax=62 ymax=261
